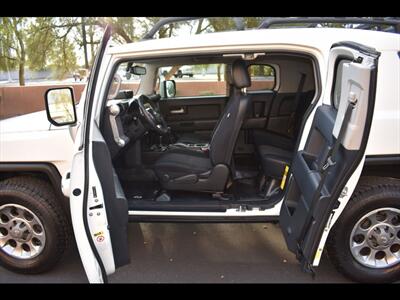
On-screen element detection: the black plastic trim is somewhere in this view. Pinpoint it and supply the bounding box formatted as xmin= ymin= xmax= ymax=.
xmin=331 ymin=41 xmax=380 ymax=58
xmin=92 ymin=141 xmax=129 ymax=268
xmin=0 ymin=162 xmax=66 ymax=203
xmin=129 ymin=199 xmax=279 ymax=212
xmin=365 ymin=154 xmax=400 ymax=165
xmin=129 ymin=214 xmax=278 ymax=223
xmin=259 ymin=17 xmax=400 ymax=32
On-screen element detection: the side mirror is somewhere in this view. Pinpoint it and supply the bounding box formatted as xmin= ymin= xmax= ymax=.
xmin=160 ymin=80 xmax=176 ymax=98
xmin=45 ymin=87 xmax=77 ymax=126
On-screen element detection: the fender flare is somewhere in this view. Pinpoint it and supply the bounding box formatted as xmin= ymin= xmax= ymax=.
xmin=0 ymin=162 xmax=68 ymax=209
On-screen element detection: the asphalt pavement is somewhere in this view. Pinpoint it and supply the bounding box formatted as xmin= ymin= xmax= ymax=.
xmin=0 ymin=222 xmax=350 ymax=283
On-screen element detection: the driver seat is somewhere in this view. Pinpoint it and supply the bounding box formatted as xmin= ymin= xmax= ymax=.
xmin=153 ymin=59 xmax=251 ymax=192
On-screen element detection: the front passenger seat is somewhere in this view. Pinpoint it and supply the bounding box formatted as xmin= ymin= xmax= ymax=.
xmin=175 ymin=64 xmax=238 ymax=145
xmin=154 ymin=59 xmax=251 ymax=192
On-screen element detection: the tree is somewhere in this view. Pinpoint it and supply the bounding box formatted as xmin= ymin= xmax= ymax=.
xmin=0 ymin=17 xmax=29 ymax=85
xmin=81 ymin=17 xmax=89 ymax=69
xmin=47 ymin=38 xmax=78 ymax=80
xmin=0 ymin=23 xmax=17 ymax=82
xmin=0 ymin=17 xmax=80 ymax=85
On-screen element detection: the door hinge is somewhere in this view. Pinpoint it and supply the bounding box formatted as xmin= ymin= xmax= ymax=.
xmin=297 ymin=244 xmax=316 ymax=280
xmin=301 ymin=259 xmax=316 ymax=279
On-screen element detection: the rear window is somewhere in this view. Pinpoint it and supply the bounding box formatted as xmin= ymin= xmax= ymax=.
xmin=247 ymin=64 xmax=276 ymax=91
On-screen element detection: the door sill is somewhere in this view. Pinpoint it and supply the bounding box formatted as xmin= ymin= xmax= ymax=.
xmin=128 ymin=213 xmax=279 ymax=223
xmin=128 ymin=191 xmax=282 ymax=213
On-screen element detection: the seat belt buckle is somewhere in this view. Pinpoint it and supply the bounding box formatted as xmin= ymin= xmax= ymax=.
xmin=322 ymin=156 xmax=336 ymax=171
xmin=280 ymin=165 xmax=290 ymax=190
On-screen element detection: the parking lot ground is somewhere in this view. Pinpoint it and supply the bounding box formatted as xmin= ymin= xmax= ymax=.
xmin=0 ymin=223 xmax=350 ymax=283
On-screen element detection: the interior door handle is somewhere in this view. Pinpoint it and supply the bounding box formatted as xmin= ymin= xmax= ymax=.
xmin=170 ymin=108 xmax=185 ymax=114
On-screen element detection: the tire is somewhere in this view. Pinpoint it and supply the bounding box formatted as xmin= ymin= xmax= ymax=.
xmin=326 ymin=176 xmax=400 ymax=283
xmin=0 ymin=176 xmax=71 ymax=274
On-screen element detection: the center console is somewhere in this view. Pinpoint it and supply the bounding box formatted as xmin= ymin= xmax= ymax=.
xmin=169 ymin=142 xmax=210 ymax=153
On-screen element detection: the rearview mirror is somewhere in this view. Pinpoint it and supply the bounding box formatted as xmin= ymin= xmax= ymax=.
xmin=131 ymin=65 xmax=146 ymax=75
xmin=45 ymin=87 xmax=77 ymax=126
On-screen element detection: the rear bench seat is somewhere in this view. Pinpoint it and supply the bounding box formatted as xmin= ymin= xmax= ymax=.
xmin=258 ymin=145 xmax=292 ymax=180
xmin=256 ymin=90 xmax=315 ymax=181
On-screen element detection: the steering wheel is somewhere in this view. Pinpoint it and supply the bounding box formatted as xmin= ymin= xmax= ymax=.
xmin=137 ymin=95 xmax=169 ymax=135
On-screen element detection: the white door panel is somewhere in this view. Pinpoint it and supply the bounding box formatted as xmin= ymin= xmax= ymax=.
xmin=69 ymin=151 xmax=104 ymax=283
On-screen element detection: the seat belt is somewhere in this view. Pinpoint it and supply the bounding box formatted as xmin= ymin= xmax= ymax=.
xmin=288 ymin=73 xmax=306 ymax=136
xmin=295 ymin=95 xmax=357 ymax=270
xmin=263 ymin=91 xmax=276 ymax=118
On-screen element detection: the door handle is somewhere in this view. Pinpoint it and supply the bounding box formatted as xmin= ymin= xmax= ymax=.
xmin=170 ymin=107 xmax=185 ymax=114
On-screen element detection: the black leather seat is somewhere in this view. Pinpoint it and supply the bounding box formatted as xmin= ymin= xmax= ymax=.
xmin=154 ymin=148 xmax=212 ymax=180
xmin=175 ymin=133 xmax=209 ymax=145
xmin=175 ymin=66 xmax=237 ymax=145
xmin=258 ymin=145 xmax=292 ymax=179
xmin=256 ymin=90 xmax=315 ymax=180
xmin=154 ymin=59 xmax=251 ymax=192
xmin=253 ymin=131 xmax=295 ymax=151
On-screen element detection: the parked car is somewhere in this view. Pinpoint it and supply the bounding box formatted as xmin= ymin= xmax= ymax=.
xmin=174 ymin=69 xmax=194 ymax=78
xmin=0 ymin=17 xmax=399 ymax=283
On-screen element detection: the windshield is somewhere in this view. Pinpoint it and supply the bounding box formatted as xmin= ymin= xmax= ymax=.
xmin=107 ymin=62 xmax=146 ymax=99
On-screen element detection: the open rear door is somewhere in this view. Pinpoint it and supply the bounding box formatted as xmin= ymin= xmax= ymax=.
xmin=69 ymin=25 xmax=130 ymax=283
xmin=279 ymin=42 xmax=380 ymax=274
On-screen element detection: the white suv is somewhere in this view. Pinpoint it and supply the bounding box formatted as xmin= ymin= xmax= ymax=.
xmin=0 ymin=17 xmax=399 ymax=283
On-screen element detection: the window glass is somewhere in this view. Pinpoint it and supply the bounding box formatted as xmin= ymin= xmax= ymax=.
xmin=158 ymin=64 xmax=227 ymax=98
xmin=107 ymin=62 xmax=145 ymax=99
xmin=332 ymin=59 xmax=351 ymax=109
xmin=247 ymin=65 xmax=275 ymax=91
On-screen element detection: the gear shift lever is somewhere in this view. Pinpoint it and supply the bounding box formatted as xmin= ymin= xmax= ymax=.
xmin=157 ymin=127 xmax=171 ymax=152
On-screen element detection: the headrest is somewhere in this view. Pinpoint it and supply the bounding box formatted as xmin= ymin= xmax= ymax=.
xmin=231 ymin=59 xmax=251 ymax=89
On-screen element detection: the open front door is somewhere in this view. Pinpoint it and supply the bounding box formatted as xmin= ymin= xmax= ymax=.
xmin=69 ymin=25 xmax=130 ymax=283
xmin=279 ymin=42 xmax=380 ymax=274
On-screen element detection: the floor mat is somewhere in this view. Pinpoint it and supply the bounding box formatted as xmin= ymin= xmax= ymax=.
xmin=228 ymin=178 xmax=261 ymax=200
xmin=122 ymin=181 xmax=160 ymax=201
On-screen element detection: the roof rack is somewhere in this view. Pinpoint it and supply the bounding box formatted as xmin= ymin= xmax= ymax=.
xmin=141 ymin=17 xmax=245 ymax=40
xmin=258 ymin=17 xmax=400 ymax=33
xmin=142 ymin=17 xmax=400 ymax=40
xmin=142 ymin=17 xmax=245 ymax=40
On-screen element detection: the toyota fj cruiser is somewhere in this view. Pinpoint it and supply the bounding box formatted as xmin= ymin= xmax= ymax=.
xmin=0 ymin=17 xmax=399 ymax=283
